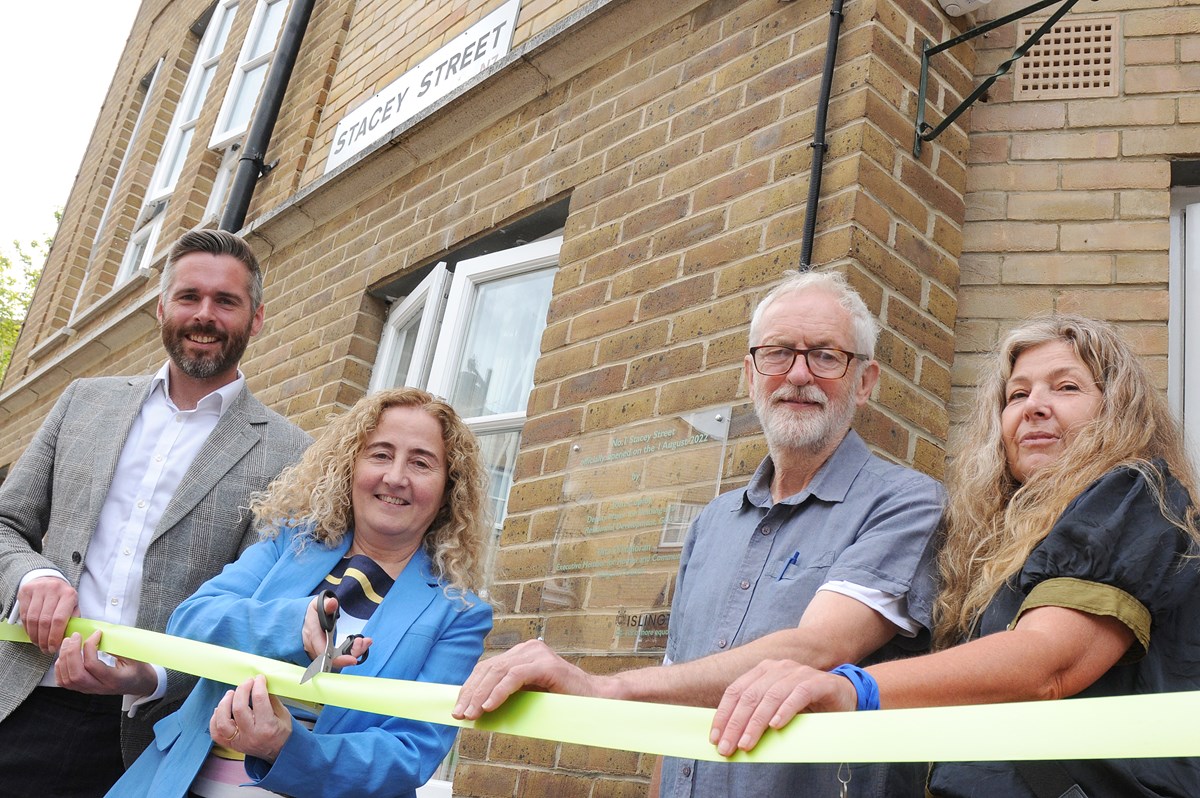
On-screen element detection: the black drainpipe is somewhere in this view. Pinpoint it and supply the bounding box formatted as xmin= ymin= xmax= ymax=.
xmin=220 ymin=0 xmax=317 ymax=233
xmin=798 ymin=0 xmax=846 ymax=271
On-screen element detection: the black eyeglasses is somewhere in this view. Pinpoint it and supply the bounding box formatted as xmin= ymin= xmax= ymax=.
xmin=749 ymin=346 xmax=868 ymax=378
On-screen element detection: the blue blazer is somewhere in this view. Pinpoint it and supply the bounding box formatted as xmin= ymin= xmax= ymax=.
xmin=106 ymin=529 xmax=492 ymax=798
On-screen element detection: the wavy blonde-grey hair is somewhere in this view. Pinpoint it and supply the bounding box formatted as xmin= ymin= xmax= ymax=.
xmin=251 ymin=388 xmax=490 ymax=600
xmin=934 ymin=314 xmax=1200 ymax=649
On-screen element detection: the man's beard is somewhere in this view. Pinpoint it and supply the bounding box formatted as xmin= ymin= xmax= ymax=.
xmin=161 ymin=318 xmax=253 ymax=380
xmin=753 ymin=381 xmax=858 ymax=454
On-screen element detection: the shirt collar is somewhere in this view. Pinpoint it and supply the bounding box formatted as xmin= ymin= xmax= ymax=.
xmin=151 ymin=362 xmax=245 ymax=417
xmin=741 ymin=429 xmax=872 ymax=509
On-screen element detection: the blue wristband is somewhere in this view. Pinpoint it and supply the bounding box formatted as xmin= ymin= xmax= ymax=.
xmin=829 ymin=663 xmax=880 ymax=711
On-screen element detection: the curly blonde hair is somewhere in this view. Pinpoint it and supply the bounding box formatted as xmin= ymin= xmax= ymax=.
xmin=933 ymin=314 xmax=1200 ymax=649
xmin=251 ymin=388 xmax=491 ymax=600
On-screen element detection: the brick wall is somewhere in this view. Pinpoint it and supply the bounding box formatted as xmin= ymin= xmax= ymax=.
xmin=2 ymin=0 xmax=976 ymax=793
xmin=954 ymin=0 xmax=1200 ymax=442
xmin=2 ymin=0 xmax=1197 ymax=793
xmin=296 ymin=0 xmax=595 ymax=190
xmin=418 ymin=0 xmax=963 ymax=792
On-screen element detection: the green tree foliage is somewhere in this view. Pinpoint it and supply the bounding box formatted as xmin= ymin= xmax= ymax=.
xmin=0 ymin=218 xmax=56 ymax=383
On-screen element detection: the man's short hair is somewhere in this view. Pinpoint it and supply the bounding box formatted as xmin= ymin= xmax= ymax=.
xmin=749 ymin=269 xmax=880 ymax=358
xmin=160 ymin=230 xmax=264 ymax=311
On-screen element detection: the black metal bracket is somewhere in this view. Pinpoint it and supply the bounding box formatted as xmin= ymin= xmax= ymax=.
xmin=914 ymin=0 xmax=1092 ymax=157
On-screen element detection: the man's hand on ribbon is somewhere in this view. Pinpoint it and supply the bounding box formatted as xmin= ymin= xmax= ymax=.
xmin=17 ymin=576 xmax=79 ymax=654
xmin=452 ymin=638 xmax=608 ymax=720
xmin=54 ymin=629 xmax=158 ymax=696
xmin=710 ymin=659 xmax=855 ymax=756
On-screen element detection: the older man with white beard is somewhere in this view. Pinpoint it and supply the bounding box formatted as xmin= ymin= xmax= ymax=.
xmin=453 ymin=270 xmax=943 ymax=798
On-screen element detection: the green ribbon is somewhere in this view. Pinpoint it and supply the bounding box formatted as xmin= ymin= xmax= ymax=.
xmin=4 ymin=618 xmax=1198 ymax=763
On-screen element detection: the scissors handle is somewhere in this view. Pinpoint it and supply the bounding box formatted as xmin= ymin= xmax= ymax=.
xmin=315 ymin=589 xmax=340 ymax=633
xmin=337 ymin=633 xmax=370 ymax=666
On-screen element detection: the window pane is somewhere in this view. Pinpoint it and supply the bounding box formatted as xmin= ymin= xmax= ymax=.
xmin=204 ymin=147 xmax=238 ymax=220
xmin=448 ymin=268 xmax=554 ymax=417
xmin=382 ymin=315 xmax=422 ymax=388
xmin=475 ymin=429 xmax=520 ymax=588
xmin=123 ymin=239 xmax=147 ymax=279
xmin=183 ymin=66 xmax=216 ymax=122
xmin=248 ymin=0 xmax=287 ymax=60
xmin=119 ymin=212 xmax=163 ymax=282
xmin=205 ymin=2 xmax=239 ymax=60
xmin=161 ymin=127 xmax=194 ymax=192
xmin=478 ymin=430 xmax=519 ymax=527
xmin=227 ymin=61 xmax=268 ymax=133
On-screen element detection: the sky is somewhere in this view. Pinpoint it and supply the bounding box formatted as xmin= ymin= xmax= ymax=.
xmin=0 ymin=1 xmax=141 ymax=269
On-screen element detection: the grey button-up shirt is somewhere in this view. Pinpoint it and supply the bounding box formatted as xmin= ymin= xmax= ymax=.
xmin=660 ymin=430 xmax=944 ymax=798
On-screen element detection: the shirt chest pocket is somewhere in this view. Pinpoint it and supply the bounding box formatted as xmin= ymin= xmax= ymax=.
xmin=740 ymin=550 xmax=838 ymax=640
xmin=765 ymin=549 xmax=836 ymax=581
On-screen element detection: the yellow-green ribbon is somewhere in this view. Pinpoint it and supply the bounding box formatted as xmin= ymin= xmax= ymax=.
xmin=4 ymin=618 xmax=1198 ymax=763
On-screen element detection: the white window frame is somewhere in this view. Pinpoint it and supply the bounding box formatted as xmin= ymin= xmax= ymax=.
xmin=147 ymin=0 xmax=240 ymax=204
xmin=369 ymin=235 xmax=562 ymax=536
xmin=72 ymin=59 xmax=162 ymax=318
xmin=425 ymin=236 xmax=563 ymax=422
xmin=203 ymin=142 xmax=241 ymax=221
xmin=367 ymin=264 xmax=451 ymax=393
xmin=209 ymin=0 xmax=289 ymax=149
xmin=1169 ymin=189 xmax=1200 ymax=466
xmin=117 ymin=205 xmax=166 ymax=282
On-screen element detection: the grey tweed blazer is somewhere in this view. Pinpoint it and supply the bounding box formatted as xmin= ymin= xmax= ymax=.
xmin=0 ymin=374 xmax=311 ymax=764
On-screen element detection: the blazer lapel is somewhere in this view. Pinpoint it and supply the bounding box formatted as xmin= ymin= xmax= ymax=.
xmin=357 ymin=547 xmax=440 ymax=676
xmin=294 ymin=543 xmax=444 ymax=734
xmin=154 ymin=387 xmax=260 ymax=539
xmin=259 ymin=533 xmax=351 ymax=597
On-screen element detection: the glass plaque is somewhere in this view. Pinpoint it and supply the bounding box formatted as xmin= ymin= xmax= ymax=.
xmin=534 ymin=405 xmax=733 ymax=654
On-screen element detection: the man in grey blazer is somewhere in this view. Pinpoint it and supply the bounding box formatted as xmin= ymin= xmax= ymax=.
xmin=0 ymin=229 xmax=311 ymax=796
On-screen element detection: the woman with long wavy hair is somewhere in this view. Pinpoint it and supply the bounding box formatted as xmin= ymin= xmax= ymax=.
xmin=708 ymin=315 xmax=1200 ymax=797
xmin=108 ymin=388 xmax=492 ymax=798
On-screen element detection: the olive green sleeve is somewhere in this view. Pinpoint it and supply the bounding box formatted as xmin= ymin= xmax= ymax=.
xmin=1008 ymin=576 xmax=1150 ymax=662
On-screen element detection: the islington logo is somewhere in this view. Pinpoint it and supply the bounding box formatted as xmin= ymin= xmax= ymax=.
xmin=614 ymin=608 xmax=670 ymax=640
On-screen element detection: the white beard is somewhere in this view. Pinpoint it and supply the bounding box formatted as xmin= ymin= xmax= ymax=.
xmin=753 ymin=381 xmax=857 ymax=454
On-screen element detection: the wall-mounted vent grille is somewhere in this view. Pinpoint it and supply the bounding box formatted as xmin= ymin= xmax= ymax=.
xmin=1015 ymin=15 xmax=1119 ymax=100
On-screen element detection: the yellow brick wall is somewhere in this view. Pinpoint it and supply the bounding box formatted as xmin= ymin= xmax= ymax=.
xmin=285 ymin=0 xmax=597 ymax=193
xmin=0 ymin=0 xmax=1022 ymax=791
xmin=954 ymin=0 xmax=1199 ymax=445
xmin=0 ymin=1 xmax=1195 ymax=792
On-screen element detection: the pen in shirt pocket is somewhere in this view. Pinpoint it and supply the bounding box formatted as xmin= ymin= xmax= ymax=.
xmin=777 ymin=550 xmax=800 ymax=580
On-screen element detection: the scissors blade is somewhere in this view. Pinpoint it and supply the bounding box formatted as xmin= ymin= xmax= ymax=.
xmin=300 ymin=589 xmax=341 ymax=684
xmin=300 ymin=653 xmax=329 ymax=683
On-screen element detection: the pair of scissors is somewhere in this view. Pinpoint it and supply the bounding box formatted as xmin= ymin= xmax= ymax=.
xmin=300 ymin=589 xmax=368 ymax=683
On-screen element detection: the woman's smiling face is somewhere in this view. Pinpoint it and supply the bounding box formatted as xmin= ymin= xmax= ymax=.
xmin=1001 ymin=340 xmax=1103 ymax=483
xmin=351 ymin=406 xmax=448 ymax=548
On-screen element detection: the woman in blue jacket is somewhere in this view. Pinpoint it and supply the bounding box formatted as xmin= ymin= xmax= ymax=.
xmin=108 ymin=388 xmax=493 ymax=798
